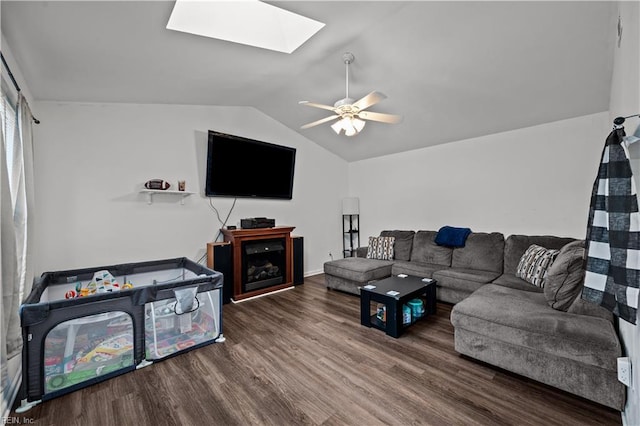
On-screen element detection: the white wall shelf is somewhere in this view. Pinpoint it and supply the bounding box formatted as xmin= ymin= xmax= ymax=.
xmin=140 ymin=189 xmax=194 ymax=205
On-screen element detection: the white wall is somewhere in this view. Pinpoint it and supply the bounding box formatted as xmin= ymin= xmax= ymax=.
xmin=32 ymin=102 xmax=348 ymax=276
xmin=349 ymin=112 xmax=608 ymax=240
xmin=609 ymin=2 xmax=640 ymax=425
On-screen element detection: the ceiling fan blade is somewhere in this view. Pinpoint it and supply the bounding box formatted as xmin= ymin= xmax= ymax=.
xmin=301 ymin=115 xmax=340 ymax=129
xmin=352 ymin=91 xmax=387 ymax=111
xmin=299 ymin=101 xmax=337 ymax=112
xmin=358 ymin=111 xmax=403 ymax=124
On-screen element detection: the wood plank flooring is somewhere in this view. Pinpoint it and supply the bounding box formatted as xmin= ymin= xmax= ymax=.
xmin=19 ymin=274 xmax=622 ymax=425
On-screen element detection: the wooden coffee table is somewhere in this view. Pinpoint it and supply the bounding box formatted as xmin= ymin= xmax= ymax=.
xmin=360 ymin=274 xmax=436 ymax=338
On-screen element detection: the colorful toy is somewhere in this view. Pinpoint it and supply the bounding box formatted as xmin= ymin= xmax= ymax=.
xmin=75 ymin=270 xmax=124 ymax=297
xmin=76 ymin=334 xmax=133 ymax=364
xmin=64 ymin=290 xmax=77 ymax=299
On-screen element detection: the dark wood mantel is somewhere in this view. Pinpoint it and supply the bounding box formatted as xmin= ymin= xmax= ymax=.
xmin=221 ymin=226 xmax=295 ymax=301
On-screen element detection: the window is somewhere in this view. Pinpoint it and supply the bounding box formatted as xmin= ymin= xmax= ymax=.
xmin=2 ymin=81 xmax=31 ymax=313
xmin=1 ymin=92 xmax=17 ymax=194
xmin=1 ymin=91 xmax=28 ymax=303
xmin=1 ymin=64 xmax=36 ymax=416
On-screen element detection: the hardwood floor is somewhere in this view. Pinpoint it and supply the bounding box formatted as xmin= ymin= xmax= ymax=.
xmin=20 ymin=274 xmax=621 ymax=425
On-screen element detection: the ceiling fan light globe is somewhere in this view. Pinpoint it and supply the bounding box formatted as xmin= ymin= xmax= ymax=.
xmin=343 ymin=119 xmax=357 ymax=136
xmin=331 ymin=120 xmax=343 ymax=135
xmin=352 ymin=118 xmax=366 ymax=132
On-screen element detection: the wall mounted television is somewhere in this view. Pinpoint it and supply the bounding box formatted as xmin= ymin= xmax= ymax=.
xmin=205 ymin=130 xmax=296 ymax=199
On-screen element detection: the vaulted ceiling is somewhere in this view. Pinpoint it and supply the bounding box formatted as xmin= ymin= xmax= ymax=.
xmin=1 ymin=1 xmax=616 ymax=161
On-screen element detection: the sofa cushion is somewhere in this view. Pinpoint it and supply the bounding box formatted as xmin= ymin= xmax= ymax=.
xmin=432 ymin=268 xmax=501 ymax=296
xmin=366 ymin=236 xmax=395 ymax=260
xmin=324 ymin=258 xmax=393 ymax=283
xmin=451 ymin=232 xmax=504 ymax=273
xmin=450 ymin=284 xmax=621 ymax=370
xmin=410 ymin=231 xmax=452 ymax=266
xmin=433 ymin=268 xmax=501 ymax=284
xmin=391 ymin=260 xmax=449 ymax=278
xmin=491 ymin=274 xmax=543 ymax=293
xmin=503 ymin=235 xmax=576 ymax=275
xmin=544 ymin=240 xmax=586 ymax=311
xmin=380 ymin=230 xmax=415 ymax=261
xmin=515 ymin=244 xmax=560 ymax=287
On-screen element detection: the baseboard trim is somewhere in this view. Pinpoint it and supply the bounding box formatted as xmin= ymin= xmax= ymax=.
xmin=230 ymin=286 xmax=294 ymax=303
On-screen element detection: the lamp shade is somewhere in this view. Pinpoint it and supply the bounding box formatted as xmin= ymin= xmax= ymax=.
xmin=342 ymin=197 xmax=359 ymax=215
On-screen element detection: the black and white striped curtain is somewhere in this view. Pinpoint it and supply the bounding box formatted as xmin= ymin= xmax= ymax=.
xmin=583 ymin=127 xmax=640 ymax=325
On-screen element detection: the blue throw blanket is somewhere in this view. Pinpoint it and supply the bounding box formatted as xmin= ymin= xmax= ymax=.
xmin=435 ymin=226 xmax=472 ymax=248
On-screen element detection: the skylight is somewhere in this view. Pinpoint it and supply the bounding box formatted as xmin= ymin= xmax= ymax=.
xmin=166 ymin=0 xmax=325 ymax=54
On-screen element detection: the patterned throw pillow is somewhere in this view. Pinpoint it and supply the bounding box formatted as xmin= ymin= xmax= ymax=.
xmin=516 ymin=244 xmax=560 ymax=287
xmin=366 ymin=236 xmax=396 ymax=260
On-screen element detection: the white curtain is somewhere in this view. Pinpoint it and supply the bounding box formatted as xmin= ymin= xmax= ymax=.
xmin=6 ymin=94 xmax=35 ymax=355
xmin=1 ymin=89 xmax=19 ymax=414
xmin=1 ymin=91 xmax=36 ymax=412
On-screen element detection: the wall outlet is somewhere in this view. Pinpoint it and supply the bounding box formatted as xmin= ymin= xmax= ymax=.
xmin=617 ymin=357 xmax=632 ymax=387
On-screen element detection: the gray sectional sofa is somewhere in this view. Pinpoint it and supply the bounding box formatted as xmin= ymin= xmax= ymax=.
xmin=323 ymin=230 xmax=625 ymax=410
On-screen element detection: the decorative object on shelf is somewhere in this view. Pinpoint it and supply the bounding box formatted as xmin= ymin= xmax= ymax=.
xmin=178 ymin=180 xmax=186 ymax=191
xmin=342 ymin=197 xmax=360 ymax=258
xmin=403 ymin=304 xmax=412 ymax=325
xmin=144 ymin=179 xmax=171 ymax=190
xmin=141 ymin=189 xmax=194 ymax=205
xmin=376 ymin=304 xmax=386 ymax=322
xmin=408 ymin=299 xmax=425 ymax=319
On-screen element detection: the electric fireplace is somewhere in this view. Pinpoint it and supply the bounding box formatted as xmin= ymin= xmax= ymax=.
xmin=220 ymin=226 xmax=295 ymax=301
xmin=242 ymin=238 xmax=285 ymax=293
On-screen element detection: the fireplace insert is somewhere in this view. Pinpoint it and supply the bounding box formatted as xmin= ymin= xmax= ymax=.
xmin=241 ymin=238 xmax=285 ymax=293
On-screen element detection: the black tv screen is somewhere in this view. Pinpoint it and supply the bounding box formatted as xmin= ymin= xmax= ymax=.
xmin=205 ymin=131 xmax=296 ymax=199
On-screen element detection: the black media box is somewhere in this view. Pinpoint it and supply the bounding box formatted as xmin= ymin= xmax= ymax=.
xmin=241 ymin=217 xmax=275 ymax=229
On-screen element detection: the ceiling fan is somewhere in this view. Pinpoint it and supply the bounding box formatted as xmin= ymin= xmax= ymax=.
xmin=299 ymin=52 xmax=402 ymax=137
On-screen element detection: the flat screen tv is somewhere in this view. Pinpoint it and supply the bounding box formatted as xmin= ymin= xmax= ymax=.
xmin=205 ymin=130 xmax=296 ymax=199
